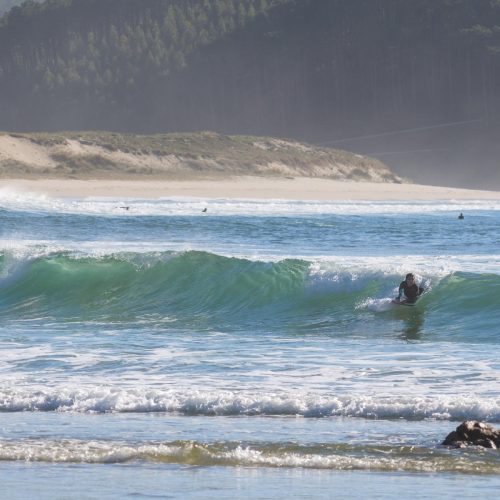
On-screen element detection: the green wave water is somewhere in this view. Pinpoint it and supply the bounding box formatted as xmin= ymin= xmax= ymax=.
xmin=0 ymin=251 xmax=307 ymax=319
xmin=1 ymin=251 xmax=499 ymax=341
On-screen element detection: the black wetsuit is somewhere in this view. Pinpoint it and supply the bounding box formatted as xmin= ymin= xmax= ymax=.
xmin=399 ymin=281 xmax=424 ymax=303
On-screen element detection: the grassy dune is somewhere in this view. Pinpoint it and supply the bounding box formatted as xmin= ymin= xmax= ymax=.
xmin=0 ymin=131 xmax=403 ymax=182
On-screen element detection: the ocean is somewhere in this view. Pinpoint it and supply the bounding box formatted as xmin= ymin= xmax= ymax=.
xmin=0 ymin=188 xmax=499 ymax=499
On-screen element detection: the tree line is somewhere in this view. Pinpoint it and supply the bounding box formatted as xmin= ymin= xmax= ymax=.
xmin=0 ymin=0 xmax=499 ymax=140
xmin=0 ymin=0 xmax=283 ymax=129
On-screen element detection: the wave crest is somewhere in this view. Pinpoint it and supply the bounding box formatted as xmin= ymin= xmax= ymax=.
xmin=1 ymin=387 xmax=499 ymax=422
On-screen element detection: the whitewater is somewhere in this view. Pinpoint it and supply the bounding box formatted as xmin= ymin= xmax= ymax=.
xmin=1 ymin=190 xmax=499 ymax=498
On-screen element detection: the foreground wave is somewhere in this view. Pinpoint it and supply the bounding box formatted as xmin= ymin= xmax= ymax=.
xmin=1 ymin=388 xmax=499 ymax=422
xmin=1 ymin=438 xmax=498 ymax=473
xmin=1 ymin=250 xmax=499 ymax=326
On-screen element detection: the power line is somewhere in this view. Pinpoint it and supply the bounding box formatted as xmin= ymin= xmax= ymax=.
xmin=318 ymin=119 xmax=482 ymax=146
xmin=363 ymin=148 xmax=449 ymax=156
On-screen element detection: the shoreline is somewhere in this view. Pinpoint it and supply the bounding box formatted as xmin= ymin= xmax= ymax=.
xmin=1 ymin=176 xmax=500 ymax=200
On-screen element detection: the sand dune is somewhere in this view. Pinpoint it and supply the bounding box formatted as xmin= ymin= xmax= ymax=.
xmin=1 ymin=132 xmax=498 ymax=200
xmin=0 ymin=132 xmax=401 ymax=182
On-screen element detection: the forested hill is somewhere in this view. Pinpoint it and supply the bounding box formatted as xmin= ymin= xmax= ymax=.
xmin=1 ymin=0 xmax=500 ymax=187
xmin=0 ymin=0 xmax=286 ymax=132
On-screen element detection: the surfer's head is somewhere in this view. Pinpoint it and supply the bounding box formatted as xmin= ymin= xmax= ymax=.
xmin=405 ymin=273 xmax=415 ymax=283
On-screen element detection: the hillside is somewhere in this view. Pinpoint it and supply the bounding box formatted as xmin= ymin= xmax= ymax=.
xmin=0 ymin=0 xmax=286 ymax=132
xmin=0 ymin=0 xmax=500 ymax=187
xmin=0 ymin=131 xmax=402 ymax=182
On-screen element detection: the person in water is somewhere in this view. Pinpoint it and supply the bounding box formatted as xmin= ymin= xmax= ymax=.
xmin=396 ymin=273 xmax=424 ymax=304
xmin=458 ymin=212 xmax=464 ymax=219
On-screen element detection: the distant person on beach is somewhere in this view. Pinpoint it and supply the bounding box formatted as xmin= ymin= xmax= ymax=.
xmin=458 ymin=212 xmax=464 ymax=219
xmin=395 ymin=273 xmax=424 ymax=304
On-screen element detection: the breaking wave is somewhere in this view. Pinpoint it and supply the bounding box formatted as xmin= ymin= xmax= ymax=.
xmin=0 ymin=250 xmax=499 ymax=331
xmin=0 ymin=387 xmax=499 ymax=422
xmin=0 ymin=437 xmax=499 ymax=472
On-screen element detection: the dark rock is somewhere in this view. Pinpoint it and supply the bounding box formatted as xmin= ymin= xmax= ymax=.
xmin=442 ymin=421 xmax=500 ymax=449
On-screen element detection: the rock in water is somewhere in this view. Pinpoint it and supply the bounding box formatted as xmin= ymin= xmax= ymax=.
xmin=442 ymin=421 xmax=500 ymax=449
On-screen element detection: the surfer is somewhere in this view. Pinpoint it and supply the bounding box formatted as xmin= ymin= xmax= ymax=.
xmin=458 ymin=212 xmax=464 ymax=219
xmin=395 ymin=273 xmax=424 ymax=304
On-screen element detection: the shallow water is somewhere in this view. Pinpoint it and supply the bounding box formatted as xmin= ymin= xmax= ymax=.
xmin=0 ymin=190 xmax=499 ymax=497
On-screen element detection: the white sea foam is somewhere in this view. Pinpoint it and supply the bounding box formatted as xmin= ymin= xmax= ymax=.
xmin=2 ymin=238 xmax=500 ymax=275
xmin=0 ymin=387 xmax=498 ymax=422
xmin=1 ymin=188 xmax=500 ymax=216
xmin=1 ymin=438 xmax=498 ymax=473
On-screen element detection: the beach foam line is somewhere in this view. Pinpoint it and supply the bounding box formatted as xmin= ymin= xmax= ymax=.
xmin=0 ymin=438 xmax=498 ymax=472
xmin=1 ymin=187 xmax=500 ymax=216
xmin=1 ymin=388 xmax=499 ymax=422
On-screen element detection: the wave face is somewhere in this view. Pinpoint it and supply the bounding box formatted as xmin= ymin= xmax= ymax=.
xmin=0 ymin=250 xmax=499 ymax=341
xmin=0 ymin=250 xmax=308 ymax=322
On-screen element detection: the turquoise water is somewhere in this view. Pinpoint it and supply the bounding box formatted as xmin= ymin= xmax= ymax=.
xmin=0 ymin=190 xmax=499 ymax=498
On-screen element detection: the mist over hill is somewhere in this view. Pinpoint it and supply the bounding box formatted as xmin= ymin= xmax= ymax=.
xmin=0 ymin=0 xmax=23 ymax=15
xmin=1 ymin=0 xmax=499 ymax=187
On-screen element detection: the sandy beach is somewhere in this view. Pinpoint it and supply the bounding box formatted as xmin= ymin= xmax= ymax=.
xmin=2 ymin=133 xmax=498 ymax=200
xmin=1 ymin=177 xmax=500 ymax=200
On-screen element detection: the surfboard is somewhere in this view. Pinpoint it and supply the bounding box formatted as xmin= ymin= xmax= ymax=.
xmin=391 ymin=299 xmax=417 ymax=307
